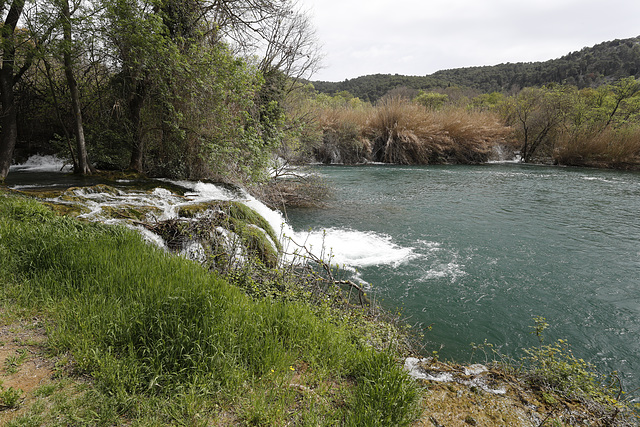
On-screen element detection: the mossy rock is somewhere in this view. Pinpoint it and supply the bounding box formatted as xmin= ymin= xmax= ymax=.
xmin=43 ymin=202 xmax=90 ymax=217
xmin=237 ymin=224 xmax=279 ymax=268
xmin=100 ymin=205 xmax=162 ymax=221
xmin=225 ymin=202 xmax=280 ymax=251
xmin=60 ymin=184 xmax=121 ymax=202
xmin=94 ymin=171 xmax=147 ymax=181
xmin=78 ymin=184 xmax=121 ymax=195
xmin=177 ymin=202 xmax=222 ymax=218
xmin=177 ymin=200 xmax=281 ymax=254
xmin=12 ymin=189 xmax=66 ymax=200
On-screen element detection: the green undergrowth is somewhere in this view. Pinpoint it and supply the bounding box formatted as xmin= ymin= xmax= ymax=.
xmin=471 ymin=317 xmax=640 ymax=425
xmin=0 ymin=192 xmax=420 ymax=425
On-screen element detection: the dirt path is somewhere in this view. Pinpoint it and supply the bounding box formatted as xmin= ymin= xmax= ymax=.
xmin=0 ymin=317 xmax=55 ymax=421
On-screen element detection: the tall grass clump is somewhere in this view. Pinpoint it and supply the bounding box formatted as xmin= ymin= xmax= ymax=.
xmin=0 ymin=192 xmax=420 ymax=425
xmin=346 ymin=350 xmax=421 ymax=426
xmin=366 ymin=97 xmax=510 ymax=164
xmin=315 ymin=105 xmax=373 ymax=164
xmin=555 ymin=126 xmax=640 ymax=168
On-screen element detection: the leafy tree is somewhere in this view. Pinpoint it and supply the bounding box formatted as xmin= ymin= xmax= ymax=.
xmin=502 ymin=86 xmax=567 ymax=162
xmin=414 ymin=91 xmax=448 ymax=110
xmin=601 ymin=77 xmax=640 ymax=129
xmin=0 ymin=0 xmax=55 ymax=180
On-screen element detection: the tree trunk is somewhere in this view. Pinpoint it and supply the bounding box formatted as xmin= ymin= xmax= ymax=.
xmin=127 ymin=81 xmax=145 ymax=173
xmin=0 ymin=0 xmax=25 ymax=182
xmin=62 ymin=0 xmax=92 ymax=175
xmin=43 ymin=59 xmax=77 ymax=170
xmin=0 ymin=73 xmax=18 ymax=181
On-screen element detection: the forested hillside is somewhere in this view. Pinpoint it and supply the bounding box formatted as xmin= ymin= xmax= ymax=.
xmin=313 ymin=36 xmax=640 ymax=101
xmin=312 ymin=74 xmax=448 ymax=103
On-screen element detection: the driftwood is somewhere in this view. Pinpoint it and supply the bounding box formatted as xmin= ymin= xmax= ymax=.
xmin=283 ymin=237 xmax=370 ymax=308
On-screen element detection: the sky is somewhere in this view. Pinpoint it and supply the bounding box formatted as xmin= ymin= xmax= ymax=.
xmin=299 ymin=0 xmax=640 ymax=82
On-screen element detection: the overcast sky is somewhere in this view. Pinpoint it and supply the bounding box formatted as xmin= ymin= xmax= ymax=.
xmin=299 ymin=0 xmax=640 ymax=82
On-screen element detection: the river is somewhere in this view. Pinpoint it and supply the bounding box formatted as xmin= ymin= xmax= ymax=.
xmin=5 ymin=158 xmax=640 ymax=395
xmin=285 ymin=163 xmax=640 ymax=393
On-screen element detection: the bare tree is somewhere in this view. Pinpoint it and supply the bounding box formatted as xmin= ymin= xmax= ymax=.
xmin=207 ymin=0 xmax=322 ymax=84
xmin=257 ymin=4 xmax=322 ymax=88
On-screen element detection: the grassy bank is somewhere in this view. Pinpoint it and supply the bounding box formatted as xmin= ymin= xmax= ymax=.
xmin=0 ymin=192 xmax=419 ymax=425
xmin=2 ymin=190 xmax=638 ymax=426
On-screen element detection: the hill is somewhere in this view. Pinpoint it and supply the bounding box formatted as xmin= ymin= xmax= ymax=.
xmin=312 ymin=36 xmax=640 ymax=101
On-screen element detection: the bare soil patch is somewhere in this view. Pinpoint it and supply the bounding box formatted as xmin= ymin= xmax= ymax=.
xmin=0 ymin=317 xmax=55 ymax=421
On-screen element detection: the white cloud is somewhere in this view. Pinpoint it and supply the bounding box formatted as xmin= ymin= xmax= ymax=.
xmin=301 ymin=0 xmax=640 ymax=81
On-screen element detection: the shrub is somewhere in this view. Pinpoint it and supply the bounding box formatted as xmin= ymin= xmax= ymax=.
xmin=555 ymin=126 xmax=640 ymax=168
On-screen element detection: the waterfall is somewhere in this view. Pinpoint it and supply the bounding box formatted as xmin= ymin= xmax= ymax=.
xmin=7 ymin=156 xmax=416 ymax=282
xmin=9 ymin=154 xmax=73 ymax=172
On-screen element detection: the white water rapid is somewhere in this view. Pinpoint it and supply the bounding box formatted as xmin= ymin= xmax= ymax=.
xmin=7 ymin=156 xmax=416 ymax=279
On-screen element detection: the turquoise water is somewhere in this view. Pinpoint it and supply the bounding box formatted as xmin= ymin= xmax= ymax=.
xmin=286 ymin=163 xmax=640 ymax=392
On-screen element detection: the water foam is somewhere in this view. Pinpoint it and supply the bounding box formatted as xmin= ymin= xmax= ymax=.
xmin=289 ymin=228 xmax=415 ymax=268
xmin=9 ymin=155 xmax=72 ymax=172
xmin=167 ymin=181 xmax=416 ymax=269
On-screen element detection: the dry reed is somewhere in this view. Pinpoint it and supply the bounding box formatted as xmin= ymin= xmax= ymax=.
xmin=315 ymin=105 xmax=373 ymax=164
xmin=365 ymin=97 xmax=511 ymax=164
xmin=555 ymin=127 xmax=640 ymax=168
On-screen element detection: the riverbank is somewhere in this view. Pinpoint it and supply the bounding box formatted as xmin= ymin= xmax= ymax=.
xmin=1 ymin=189 xmax=638 ymax=426
xmin=1 ymin=314 xmax=638 ymax=426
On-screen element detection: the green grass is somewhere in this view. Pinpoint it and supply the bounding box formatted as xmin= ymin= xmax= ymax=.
xmin=0 ymin=385 xmax=23 ymax=409
xmin=0 ymin=192 xmax=419 ymax=425
xmin=4 ymin=349 xmax=28 ymax=375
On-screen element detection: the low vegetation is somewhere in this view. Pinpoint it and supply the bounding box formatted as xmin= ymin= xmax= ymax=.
xmin=292 ymin=75 xmax=640 ymax=171
xmin=2 ymin=191 xmax=639 ymax=425
xmin=0 ymin=192 xmax=421 ymax=425
xmin=309 ymin=96 xmax=512 ymax=165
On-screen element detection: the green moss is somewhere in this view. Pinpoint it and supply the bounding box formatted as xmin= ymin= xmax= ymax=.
xmin=226 ymin=202 xmax=281 ymax=251
xmin=77 ymin=184 xmax=121 ymax=195
xmin=177 ymin=202 xmax=220 ymax=218
xmin=43 ymin=202 xmax=90 ymax=217
xmin=12 ymin=189 xmax=66 ymax=200
xmin=175 ymin=200 xmax=281 ymax=265
xmin=238 ymin=224 xmax=279 ymax=268
xmin=94 ymin=170 xmax=146 ymax=181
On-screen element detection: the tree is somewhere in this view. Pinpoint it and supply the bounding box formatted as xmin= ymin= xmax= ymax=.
xmin=0 ymin=0 xmax=57 ymax=181
xmin=255 ymin=2 xmax=322 ymax=88
xmin=97 ymin=0 xmax=322 ymax=179
xmin=602 ymin=77 xmax=640 ymax=129
xmin=100 ymin=0 xmax=167 ymax=173
xmin=502 ymin=87 xmax=566 ymax=162
xmin=414 ymin=91 xmax=448 ymax=110
xmin=59 ymin=0 xmax=91 ymax=174
xmin=0 ymin=1 xmax=25 ymax=181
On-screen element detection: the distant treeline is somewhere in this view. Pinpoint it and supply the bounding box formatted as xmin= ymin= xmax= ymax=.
xmin=312 ymin=36 xmax=640 ymax=101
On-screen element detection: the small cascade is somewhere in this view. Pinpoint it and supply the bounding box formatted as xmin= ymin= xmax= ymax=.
xmin=488 ymin=145 xmax=522 ymax=163
xmin=9 ymin=154 xmax=73 ymax=172
xmin=7 ymin=156 xmax=417 ymax=283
